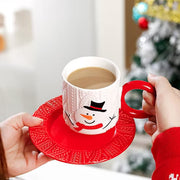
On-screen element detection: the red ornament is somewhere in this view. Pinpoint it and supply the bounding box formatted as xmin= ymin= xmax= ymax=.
xmin=138 ymin=17 xmax=148 ymax=30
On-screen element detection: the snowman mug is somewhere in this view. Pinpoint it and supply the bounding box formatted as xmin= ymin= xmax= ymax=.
xmin=62 ymin=57 xmax=155 ymax=135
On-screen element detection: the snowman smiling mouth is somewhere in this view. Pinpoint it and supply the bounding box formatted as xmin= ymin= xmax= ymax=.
xmin=80 ymin=114 xmax=96 ymax=125
xmin=84 ymin=120 xmax=95 ymax=124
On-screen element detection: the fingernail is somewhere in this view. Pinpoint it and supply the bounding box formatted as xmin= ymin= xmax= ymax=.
xmin=148 ymin=73 xmax=156 ymax=77
xmin=142 ymin=90 xmax=148 ymax=96
xmin=33 ymin=117 xmax=43 ymax=122
xmin=148 ymin=73 xmax=157 ymax=78
xmin=152 ymin=124 xmax=157 ymax=131
xmin=148 ymin=73 xmax=158 ymax=81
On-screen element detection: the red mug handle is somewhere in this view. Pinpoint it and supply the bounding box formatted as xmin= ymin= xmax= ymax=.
xmin=121 ymin=80 xmax=155 ymax=118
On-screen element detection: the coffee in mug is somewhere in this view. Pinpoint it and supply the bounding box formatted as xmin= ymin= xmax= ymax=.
xmin=67 ymin=67 xmax=116 ymax=89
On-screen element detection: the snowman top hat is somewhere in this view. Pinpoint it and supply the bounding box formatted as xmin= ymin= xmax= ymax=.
xmin=84 ymin=101 xmax=107 ymax=112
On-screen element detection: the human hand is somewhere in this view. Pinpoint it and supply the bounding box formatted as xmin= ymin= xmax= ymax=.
xmin=143 ymin=74 xmax=180 ymax=143
xmin=0 ymin=113 xmax=52 ymax=177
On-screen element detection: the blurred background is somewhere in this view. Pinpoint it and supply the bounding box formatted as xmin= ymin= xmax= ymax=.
xmin=1 ymin=0 xmax=180 ymax=178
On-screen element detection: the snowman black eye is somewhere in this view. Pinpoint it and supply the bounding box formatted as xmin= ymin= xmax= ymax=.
xmin=93 ymin=114 xmax=95 ymax=116
xmin=86 ymin=113 xmax=89 ymax=115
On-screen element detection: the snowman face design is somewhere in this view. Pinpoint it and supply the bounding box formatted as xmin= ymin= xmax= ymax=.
xmin=73 ymin=100 xmax=117 ymax=134
xmin=65 ymin=100 xmax=117 ymax=134
xmin=75 ymin=101 xmax=107 ymax=131
xmin=75 ymin=108 xmax=103 ymax=127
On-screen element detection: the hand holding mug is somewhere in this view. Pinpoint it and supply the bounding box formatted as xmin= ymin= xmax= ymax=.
xmin=143 ymin=74 xmax=180 ymax=142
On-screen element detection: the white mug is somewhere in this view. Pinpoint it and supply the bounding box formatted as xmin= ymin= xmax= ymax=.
xmin=62 ymin=56 xmax=154 ymax=135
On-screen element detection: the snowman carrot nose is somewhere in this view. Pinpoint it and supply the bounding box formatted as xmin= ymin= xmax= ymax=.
xmin=80 ymin=114 xmax=93 ymax=120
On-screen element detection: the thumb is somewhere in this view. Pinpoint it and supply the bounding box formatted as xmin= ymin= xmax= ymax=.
xmin=148 ymin=74 xmax=173 ymax=97
xmin=5 ymin=113 xmax=43 ymax=130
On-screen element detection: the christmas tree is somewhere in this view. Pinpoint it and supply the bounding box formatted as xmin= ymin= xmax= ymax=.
xmin=126 ymin=0 xmax=180 ymax=110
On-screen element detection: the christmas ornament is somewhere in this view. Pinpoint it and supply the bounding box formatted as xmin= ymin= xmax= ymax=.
xmin=133 ymin=2 xmax=148 ymax=22
xmin=135 ymin=0 xmax=180 ymax=23
xmin=138 ymin=17 xmax=149 ymax=30
xmin=136 ymin=2 xmax=148 ymax=14
xmin=133 ymin=7 xmax=143 ymax=22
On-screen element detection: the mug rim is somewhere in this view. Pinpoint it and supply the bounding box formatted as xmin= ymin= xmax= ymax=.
xmin=62 ymin=56 xmax=121 ymax=91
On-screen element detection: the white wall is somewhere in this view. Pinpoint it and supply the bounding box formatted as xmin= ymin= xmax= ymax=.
xmin=33 ymin=0 xmax=96 ymax=105
xmin=0 ymin=0 xmax=126 ymax=119
xmin=0 ymin=1 xmax=36 ymax=119
xmin=95 ymin=0 xmax=125 ymax=79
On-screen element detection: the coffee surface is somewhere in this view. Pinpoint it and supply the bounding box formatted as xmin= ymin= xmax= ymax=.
xmin=67 ymin=67 xmax=116 ymax=89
